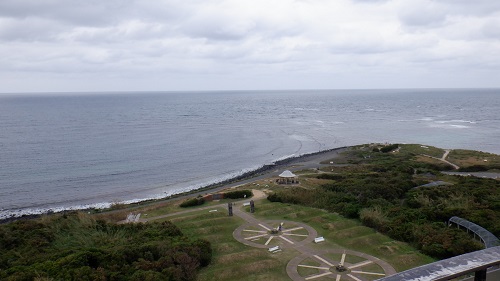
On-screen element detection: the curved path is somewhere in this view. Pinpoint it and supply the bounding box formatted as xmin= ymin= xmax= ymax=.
xmin=441 ymin=150 xmax=460 ymax=170
xmin=422 ymin=149 xmax=460 ymax=170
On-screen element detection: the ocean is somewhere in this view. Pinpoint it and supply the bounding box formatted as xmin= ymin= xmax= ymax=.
xmin=1 ymin=89 xmax=499 ymax=219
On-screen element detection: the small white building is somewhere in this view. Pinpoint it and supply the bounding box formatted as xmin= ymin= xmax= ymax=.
xmin=277 ymin=170 xmax=299 ymax=184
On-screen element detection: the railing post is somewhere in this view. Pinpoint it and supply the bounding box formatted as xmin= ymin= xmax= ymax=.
xmin=474 ymin=269 xmax=487 ymax=281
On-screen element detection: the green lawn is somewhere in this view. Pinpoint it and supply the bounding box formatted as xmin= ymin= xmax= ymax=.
xmin=447 ymin=149 xmax=500 ymax=168
xmin=399 ymin=144 xmax=445 ymax=158
xmin=156 ymin=197 xmax=434 ymax=281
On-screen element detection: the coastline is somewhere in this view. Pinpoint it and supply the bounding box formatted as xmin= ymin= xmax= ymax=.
xmin=0 ymin=145 xmax=350 ymax=224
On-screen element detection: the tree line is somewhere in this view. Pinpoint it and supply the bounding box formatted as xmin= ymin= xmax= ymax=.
xmin=0 ymin=212 xmax=211 ymax=281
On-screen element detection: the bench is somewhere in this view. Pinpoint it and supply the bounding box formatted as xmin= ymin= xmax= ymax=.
xmin=314 ymin=237 xmax=325 ymax=243
xmin=208 ymin=210 xmax=218 ymax=213
xmin=268 ymin=246 xmax=281 ymax=253
xmin=243 ymin=202 xmax=251 ymax=206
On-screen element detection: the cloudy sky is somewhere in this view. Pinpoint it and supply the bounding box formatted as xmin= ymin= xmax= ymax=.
xmin=0 ymin=0 xmax=499 ymax=93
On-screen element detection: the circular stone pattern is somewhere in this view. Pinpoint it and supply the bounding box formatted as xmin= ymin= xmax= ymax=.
xmin=233 ymin=220 xmax=317 ymax=249
xmin=286 ymin=249 xmax=397 ymax=281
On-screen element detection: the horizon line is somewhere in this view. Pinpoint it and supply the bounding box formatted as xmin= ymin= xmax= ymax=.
xmin=1 ymin=87 xmax=499 ymax=96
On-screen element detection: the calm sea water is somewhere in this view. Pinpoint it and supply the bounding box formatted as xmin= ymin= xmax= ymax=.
xmin=1 ymin=89 xmax=499 ymax=218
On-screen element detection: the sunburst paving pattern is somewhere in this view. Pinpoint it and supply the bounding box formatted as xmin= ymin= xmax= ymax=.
xmin=241 ymin=222 xmax=310 ymax=246
xmin=292 ymin=250 xmax=393 ymax=281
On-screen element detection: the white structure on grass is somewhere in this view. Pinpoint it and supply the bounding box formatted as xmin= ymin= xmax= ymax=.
xmin=277 ymin=170 xmax=298 ymax=184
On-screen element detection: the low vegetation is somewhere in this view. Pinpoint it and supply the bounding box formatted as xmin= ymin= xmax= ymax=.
xmin=268 ymin=144 xmax=499 ymax=259
xmin=0 ymin=212 xmax=211 ymax=281
xmin=222 ymin=189 xmax=253 ymax=199
xmin=448 ymin=149 xmax=500 ymax=171
xmin=180 ymin=197 xmax=206 ymax=208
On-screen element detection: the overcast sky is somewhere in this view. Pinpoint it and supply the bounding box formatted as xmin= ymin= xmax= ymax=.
xmin=1 ymin=0 xmax=499 ymax=93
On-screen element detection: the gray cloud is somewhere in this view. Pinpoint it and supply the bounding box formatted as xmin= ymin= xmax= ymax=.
xmin=0 ymin=0 xmax=499 ymax=92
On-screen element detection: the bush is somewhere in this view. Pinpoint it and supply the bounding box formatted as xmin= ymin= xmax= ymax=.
xmin=179 ymin=198 xmax=205 ymax=208
xmin=316 ymin=174 xmax=344 ymax=180
xmin=267 ymin=193 xmax=282 ymax=203
xmin=380 ymin=144 xmax=399 ymax=153
xmin=458 ymin=165 xmax=489 ymax=172
xmin=0 ymin=213 xmax=211 ymax=281
xmin=223 ymin=190 xmax=252 ymax=199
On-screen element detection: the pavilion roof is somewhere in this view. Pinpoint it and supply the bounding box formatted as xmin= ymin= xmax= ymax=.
xmin=279 ymin=170 xmax=297 ymax=178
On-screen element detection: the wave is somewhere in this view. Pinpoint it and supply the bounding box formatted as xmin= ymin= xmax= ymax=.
xmin=429 ymin=123 xmax=470 ymax=129
xmin=449 ymin=125 xmax=470 ymax=129
xmin=0 ymin=202 xmax=113 ymax=221
xmin=397 ymin=118 xmax=476 ymax=128
xmin=293 ymin=107 xmax=320 ymax=111
xmin=434 ymin=120 xmax=476 ymax=124
xmin=398 ymin=117 xmax=435 ymax=122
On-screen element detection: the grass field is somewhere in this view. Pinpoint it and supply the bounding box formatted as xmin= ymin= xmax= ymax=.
xmin=162 ymin=206 xmax=299 ymax=281
xmin=399 ymin=144 xmax=445 ymax=158
xmin=447 ymin=149 xmax=500 ymax=168
xmin=156 ymin=196 xmax=434 ymax=281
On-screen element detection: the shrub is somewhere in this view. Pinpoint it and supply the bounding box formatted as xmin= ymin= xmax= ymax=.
xmin=359 ymin=206 xmax=389 ymax=232
xmin=0 ymin=213 xmax=211 ymax=281
xmin=267 ymin=193 xmax=282 ymax=203
xmin=223 ymin=190 xmax=252 ymax=199
xmin=179 ymin=198 xmax=205 ymax=208
xmin=380 ymin=144 xmax=399 ymax=153
xmin=458 ymin=165 xmax=489 ymax=172
xmin=316 ymin=174 xmax=344 ymax=180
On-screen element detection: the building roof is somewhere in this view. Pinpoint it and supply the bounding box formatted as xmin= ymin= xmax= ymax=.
xmin=279 ymin=170 xmax=297 ymax=178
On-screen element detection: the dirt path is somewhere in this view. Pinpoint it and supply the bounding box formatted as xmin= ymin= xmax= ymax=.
xmin=440 ymin=149 xmax=460 ymax=170
xmin=422 ymin=149 xmax=460 ymax=170
xmin=441 ymin=149 xmax=451 ymax=161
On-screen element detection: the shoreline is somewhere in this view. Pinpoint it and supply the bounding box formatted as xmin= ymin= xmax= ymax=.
xmin=0 ymin=145 xmax=350 ymax=224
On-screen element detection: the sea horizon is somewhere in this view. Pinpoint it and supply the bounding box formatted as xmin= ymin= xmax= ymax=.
xmin=1 ymin=87 xmax=500 ymax=95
